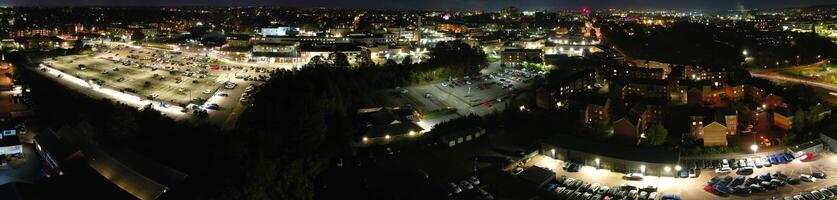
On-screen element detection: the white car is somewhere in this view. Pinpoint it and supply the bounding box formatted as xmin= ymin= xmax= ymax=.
xmin=716 ymin=167 xmax=732 ymax=174
xmin=447 ymin=182 xmax=462 ymax=194
xmin=467 ymin=176 xmax=480 ymax=185
xmin=801 ymin=174 xmax=817 ymax=182
xmin=623 ymin=173 xmax=644 ymax=180
xmin=459 ymin=180 xmax=473 ymax=190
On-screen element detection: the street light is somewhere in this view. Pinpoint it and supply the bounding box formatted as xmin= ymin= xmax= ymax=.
xmin=551 ymin=149 xmax=556 ymax=158
xmin=742 ymin=50 xmax=748 ymax=56
xmin=595 ymin=158 xmax=600 ymax=168
xmin=640 ymin=165 xmax=646 ymax=174
xmin=664 ymin=166 xmax=671 ymax=172
xmin=750 ymin=144 xmax=759 ymax=153
xmin=675 ymin=165 xmax=682 ymax=171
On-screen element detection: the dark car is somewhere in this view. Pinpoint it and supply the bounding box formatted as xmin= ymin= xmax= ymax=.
xmin=734 ymin=185 xmax=752 ymax=194
xmin=749 ymin=184 xmax=766 ymax=192
xmin=731 ymin=176 xmax=746 ymax=186
xmin=678 ymin=169 xmax=689 ymax=178
xmin=714 ymin=184 xmax=734 ymax=194
xmin=803 ymin=192 xmax=816 ymax=200
xmin=721 ymin=176 xmax=734 ymax=185
xmin=812 ymin=172 xmax=827 ymax=179
xmin=708 ymin=176 xmax=721 ymax=185
xmin=788 ymin=178 xmax=801 ymax=185
xmin=205 ymin=103 xmax=220 ymax=110
xmin=783 ymin=153 xmax=795 ymax=162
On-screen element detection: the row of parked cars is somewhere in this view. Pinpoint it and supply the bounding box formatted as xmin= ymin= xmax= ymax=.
xmin=545 ymin=175 xmax=679 ymax=200
xmin=788 ymin=185 xmax=837 ymax=200
xmin=684 ymin=153 xmax=796 ymax=175
xmin=447 ymin=176 xmax=493 ymax=199
xmin=705 ymin=170 xmax=828 ymax=196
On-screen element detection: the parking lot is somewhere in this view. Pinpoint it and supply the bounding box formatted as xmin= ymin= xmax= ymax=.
xmin=514 ymin=152 xmax=837 ymax=200
xmin=37 ymin=42 xmax=272 ymax=127
xmin=385 ymin=67 xmax=538 ymax=129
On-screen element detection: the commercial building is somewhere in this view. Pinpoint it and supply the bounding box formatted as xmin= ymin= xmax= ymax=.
xmin=0 ymin=130 xmax=22 ymax=157
xmin=541 ymin=133 xmax=680 ymax=176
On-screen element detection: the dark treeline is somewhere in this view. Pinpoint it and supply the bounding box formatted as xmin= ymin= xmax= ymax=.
xmin=601 ymin=22 xmax=743 ymax=67
xmin=601 ymin=21 xmax=837 ymax=68
xmin=6 ymin=39 xmax=485 ymax=199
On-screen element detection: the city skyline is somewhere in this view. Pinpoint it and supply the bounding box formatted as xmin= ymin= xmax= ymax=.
xmin=5 ymin=0 xmax=837 ymax=11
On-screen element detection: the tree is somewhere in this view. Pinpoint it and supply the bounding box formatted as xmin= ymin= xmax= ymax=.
xmin=331 ymin=52 xmax=350 ymax=67
xmin=131 ymin=31 xmax=146 ymax=42
xmin=401 ymin=55 xmax=413 ymax=64
xmin=644 ymin=123 xmax=668 ymax=146
xmin=590 ymin=120 xmax=614 ymax=139
xmin=792 ymin=109 xmax=807 ymax=134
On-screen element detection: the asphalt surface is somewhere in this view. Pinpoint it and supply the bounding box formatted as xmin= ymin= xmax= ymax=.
xmin=521 ymin=152 xmax=837 ymax=200
xmin=36 ymin=42 xmax=281 ymax=128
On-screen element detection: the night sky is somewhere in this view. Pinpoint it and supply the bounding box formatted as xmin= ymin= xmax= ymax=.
xmin=5 ymin=0 xmax=836 ymax=10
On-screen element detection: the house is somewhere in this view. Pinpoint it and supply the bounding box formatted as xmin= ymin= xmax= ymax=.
xmin=774 ymin=107 xmax=793 ymax=130
xmin=613 ymin=113 xmax=641 ymax=145
xmin=689 ymin=108 xmax=737 ymax=146
xmin=618 ymin=78 xmax=669 ymax=99
xmin=501 ymin=48 xmax=544 ymax=66
xmin=550 ymin=68 xmax=596 ymax=102
xmin=358 ymin=107 xmax=424 ymax=143
xmin=438 ymin=128 xmax=486 ymax=147
xmin=584 ymin=95 xmax=610 ymax=125
xmin=702 ymin=121 xmax=729 ymax=147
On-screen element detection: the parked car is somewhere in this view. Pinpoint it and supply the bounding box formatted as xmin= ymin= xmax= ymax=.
xmin=749 ymin=184 xmax=766 ymax=192
xmin=801 ymin=174 xmax=817 ymax=182
xmin=624 ymin=173 xmax=644 ymax=180
xmin=459 ymin=180 xmax=473 ymax=190
xmin=205 ymin=104 xmax=220 ymax=110
xmin=468 ymin=176 xmax=480 ymax=185
xmin=819 ymin=188 xmax=835 ymax=198
xmin=447 ymin=182 xmax=462 ymax=194
xmin=812 ymin=190 xmax=825 ymax=200
xmin=678 ymin=169 xmax=689 ymax=178
xmin=512 ymin=167 xmax=524 ymax=175
xmin=689 ymin=169 xmax=698 ymax=178
xmin=788 ymin=178 xmax=801 ymax=185
xmin=812 ymin=172 xmax=827 ymax=179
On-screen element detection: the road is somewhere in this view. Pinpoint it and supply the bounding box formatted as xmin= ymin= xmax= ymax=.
xmin=523 ymin=153 xmax=837 ymax=200
xmin=750 ymin=72 xmax=837 ymax=92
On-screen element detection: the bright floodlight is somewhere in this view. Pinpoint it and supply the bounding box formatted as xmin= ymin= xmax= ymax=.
xmin=750 ymin=144 xmax=759 ymax=152
xmin=675 ymin=165 xmax=682 ymax=171
xmin=385 ymin=135 xmax=391 ymax=140
xmin=408 ymin=131 xmax=416 ymax=136
xmin=362 ymin=137 xmax=368 ymax=142
xmin=664 ymin=166 xmax=671 ymax=172
xmin=640 ymin=165 xmax=646 ymax=173
xmin=742 ymin=50 xmax=748 ymax=56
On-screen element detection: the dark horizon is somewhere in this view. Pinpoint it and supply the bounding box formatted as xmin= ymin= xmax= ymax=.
xmin=3 ymin=0 xmax=836 ymax=11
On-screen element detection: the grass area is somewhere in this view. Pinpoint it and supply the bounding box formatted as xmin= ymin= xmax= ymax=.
xmin=421 ymin=108 xmax=456 ymax=119
xmin=486 ymin=57 xmax=499 ymax=63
